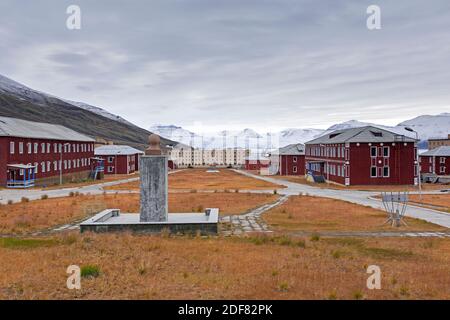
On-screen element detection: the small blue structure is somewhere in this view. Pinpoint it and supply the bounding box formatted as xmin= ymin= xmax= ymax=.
xmin=6 ymin=164 xmax=36 ymax=188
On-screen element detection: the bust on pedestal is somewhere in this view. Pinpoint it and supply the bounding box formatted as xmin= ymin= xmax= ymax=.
xmin=139 ymin=134 xmax=168 ymax=222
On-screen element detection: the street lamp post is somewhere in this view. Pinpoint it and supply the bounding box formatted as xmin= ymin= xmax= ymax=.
xmin=405 ymin=127 xmax=422 ymax=201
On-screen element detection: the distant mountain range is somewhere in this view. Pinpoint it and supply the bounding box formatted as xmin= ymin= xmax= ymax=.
xmin=0 ymin=73 xmax=448 ymax=152
xmin=151 ymin=113 xmax=450 ymax=152
xmin=0 ymin=74 xmax=174 ymax=150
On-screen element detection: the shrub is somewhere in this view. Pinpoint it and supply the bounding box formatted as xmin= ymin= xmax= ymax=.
xmin=273 ymin=189 xmax=278 ymax=195
xmin=353 ymin=291 xmax=363 ymax=300
xmin=278 ymin=282 xmax=289 ymax=292
xmin=21 ymin=197 xmax=30 ymax=203
xmin=81 ymin=265 xmax=100 ymax=278
xmin=310 ymin=233 xmax=320 ymax=242
xmin=7 ymin=200 xmax=13 ymax=205
xmin=41 ymin=194 xmax=49 ymax=200
xmin=328 ymin=291 xmax=337 ymax=300
xmin=69 ymin=192 xmax=75 ymax=197
xmin=295 ymin=239 xmax=306 ymax=248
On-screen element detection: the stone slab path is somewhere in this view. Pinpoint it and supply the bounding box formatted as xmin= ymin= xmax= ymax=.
xmin=220 ymin=195 xmax=289 ymax=236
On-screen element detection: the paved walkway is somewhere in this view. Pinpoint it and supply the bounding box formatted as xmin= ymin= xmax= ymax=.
xmin=233 ymin=170 xmax=450 ymax=229
xmin=220 ymin=195 xmax=289 ymax=236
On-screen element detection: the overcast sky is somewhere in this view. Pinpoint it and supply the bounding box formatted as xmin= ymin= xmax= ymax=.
xmin=1 ymin=0 xmax=449 ymax=133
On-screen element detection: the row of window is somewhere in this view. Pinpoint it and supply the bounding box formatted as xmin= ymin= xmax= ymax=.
xmin=419 ymin=157 xmax=447 ymax=164
xmin=371 ymin=166 xmax=390 ymax=178
xmin=308 ymin=146 xmax=346 ymax=158
xmin=325 ymin=164 xmax=346 ymax=177
xmin=27 ymin=158 xmax=91 ymax=174
xmin=370 ymin=146 xmax=390 ymax=158
xmin=10 ymin=141 xmax=94 ymax=155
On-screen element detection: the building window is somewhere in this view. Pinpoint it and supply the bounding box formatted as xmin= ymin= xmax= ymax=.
xmin=108 ymin=156 xmax=114 ymax=163
xmin=19 ymin=142 xmax=24 ymax=154
xmin=371 ymin=166 xmax=377 ymax=178
xmin=47 ymin=161 xmax=51 ymax=172
xmin=34 ymin=143 xmax=38 ymax=154
xmin=293 ymin=166 xmax=297 ymax=173
xmin=41 ymin=143 xmax=45 ymax=153
xmin=440 ymin=157 xmax=446 ymax=164
xmin=47 ymin=143 xmax=51 ymax=153
xmin=370 ymin=146 xmax=377 ymax=157
xmin=27 ymin=142 xmax=32 ymax=154
xmin=41 ymin=162 xmax=46 ymax=173
xmin=54 ymin=143 xmax=58 ymax=153
xmin=10 ymin=141 xmax=15 ymax=154
xmin=64 ymin=160 xmax=67 ymax=170
xmin=53 ymin=161 xmax=58 ymax=171
xmin=441 ymin=166 xmax=446 ymax=173
xmin=383 ymin=166 xmax=390 ymax=177
xmin=68 ymin=161 xmax=71 ymax=169
xmin=293 ymin=156 xmax=297 ymax=163
xmin=108 ymin=166 xmax=114 ymax=173
xmin=383 ymin=146 xmax=390 ymax=157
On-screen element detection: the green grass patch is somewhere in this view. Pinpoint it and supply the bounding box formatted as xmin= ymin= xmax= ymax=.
xmin=81 ymin=265 xmax=101 ymax=278
xmin=0 ymin=238 xmax=58 ymax=249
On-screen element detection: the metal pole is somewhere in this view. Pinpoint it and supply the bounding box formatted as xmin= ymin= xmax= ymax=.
xmin=416 ymin=131 xmax=422 ymax=201
xmin=60 ymin=147 xmax=63 ymax=185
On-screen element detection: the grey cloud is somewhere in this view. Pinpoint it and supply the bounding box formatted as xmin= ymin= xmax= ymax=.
xmin=0 ymin=0 xmax=449 ymax=130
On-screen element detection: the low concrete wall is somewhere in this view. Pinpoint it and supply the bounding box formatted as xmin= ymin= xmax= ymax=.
xmin=80 ymin=222 xmax=218 ymax=235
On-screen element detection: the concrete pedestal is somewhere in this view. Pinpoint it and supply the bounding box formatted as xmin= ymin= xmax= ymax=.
xmin=140 ymin=155 xmax=168 ymax=222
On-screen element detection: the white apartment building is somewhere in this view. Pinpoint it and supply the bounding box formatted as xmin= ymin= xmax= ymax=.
xmin=168 ymin=144 xmax=248 ymax=168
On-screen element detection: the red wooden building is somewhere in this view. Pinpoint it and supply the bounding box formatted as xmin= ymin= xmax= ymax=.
xmin=305 ymin=126 xmax=418 ymax=186
xmin=94 ymin=145 xmax=144 ymax=175
xmin=245 ymin=155 xmax=270 ymax=171
xmin=419 ymin=146 xmax=450 ymax=175
xmin=267 ymin=143 xmax=305 ymax=175
xmin=0 ymin=116 xmax=95 ymax=187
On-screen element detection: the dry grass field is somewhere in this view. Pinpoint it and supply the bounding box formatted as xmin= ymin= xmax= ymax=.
xmin=106 ymin=169 xmax=284 ymax=191
xmin=0 ymin=233 xmax=448 ymax=299
xmin=408 ymin=194 xmax=450 ymax=212
xmin=273 ymin=175 xmax=448 ymax=192
xmin=263 ymin=195 xmax=445 ymax=232
xmin=0 ymin=193 xmax=278 ymax=234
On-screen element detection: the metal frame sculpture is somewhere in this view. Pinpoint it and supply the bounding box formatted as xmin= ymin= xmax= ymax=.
xmin=381 ymin=191 xmax=409 ymax=227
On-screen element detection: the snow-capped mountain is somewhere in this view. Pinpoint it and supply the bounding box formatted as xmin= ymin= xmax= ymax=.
xmin=0 ymin=73 xmax=133 ymax=126
xmin=150 ymin=125 xmax=325 ymax=152
xmin=152 ymin=112 xmax=449 ymax=152
xmin=397 ymin=113 xmax=450 ymax=141
xmin=0 ymin=74 xmax=48 ymax=104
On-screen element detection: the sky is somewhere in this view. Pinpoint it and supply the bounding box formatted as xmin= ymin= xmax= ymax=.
xmin=0 ymin=0 xmax=449 ymax=133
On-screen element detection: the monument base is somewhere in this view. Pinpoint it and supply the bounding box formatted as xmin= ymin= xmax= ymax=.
xmin=80 ymin=209 xmax=219 ymax=235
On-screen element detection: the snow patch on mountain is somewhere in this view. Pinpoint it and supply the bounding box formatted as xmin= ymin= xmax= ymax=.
xmin=0 ymin=73 xmax=133 ymax=126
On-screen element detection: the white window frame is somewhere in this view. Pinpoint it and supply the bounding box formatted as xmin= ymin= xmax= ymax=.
xmin=440 ymin=166 xmax=446 ymax=173
xmin=19 ymin=142 xmax=24 ymax=154
xmin=293 ymin=166 xmax=297 ymax=173
xmin=440 ymin=157 xmax=446 ymax=164
xmin=370 ymin=166 xmax=377 ymax=178
xmin=383 ymin=166 xmax=390 ymax=177
xmin=34 ymin=143 xmax=38 ymax=154
xmin=370 ymin=146 xmax=377 ymax=158
xmin=10 ymin=141 xmax=15 ymax=154
xmin=27 ymin=142 xmax=32 ymax=154
xmin=293 ymin=156 xmax=297 ymax=163
xmin=383 ymin=146 xmax=390 ymax=158
xmin=41 ymin=143 xmax=46 ymax=154
xmin=41 ymin=162 xmax=46 ymax=173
